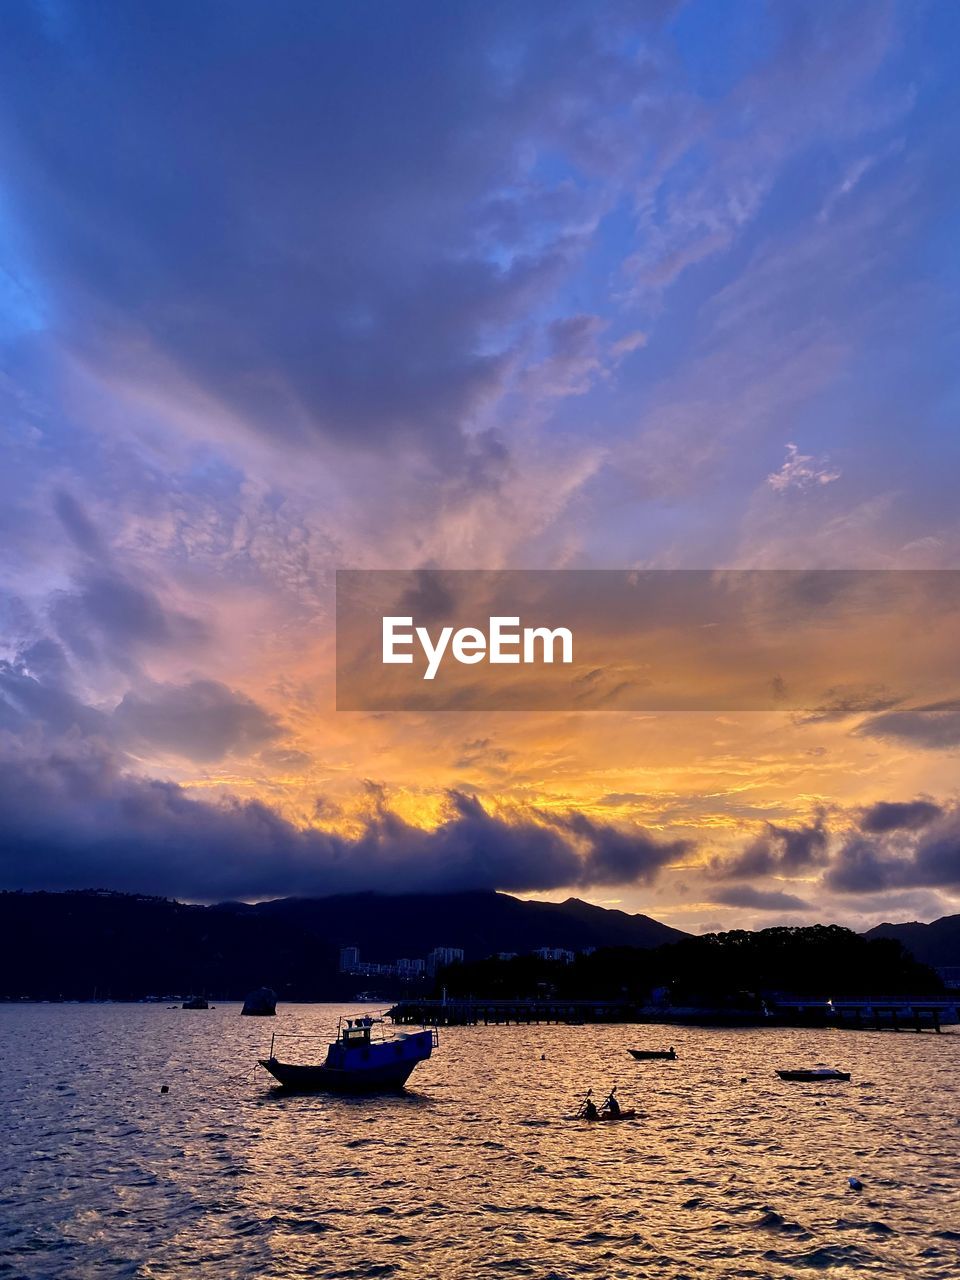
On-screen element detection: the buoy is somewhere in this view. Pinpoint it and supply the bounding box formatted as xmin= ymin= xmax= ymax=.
xmin=848 ymin=1176 xmax=863 ymax=1191
xmin=160 ymin=1085 xmax=169 ymax=1094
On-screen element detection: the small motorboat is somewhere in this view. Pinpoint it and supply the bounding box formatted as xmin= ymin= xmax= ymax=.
xmin=628 ymin=1047 xmax=676 ymax=1061
xmin=776 ymin=1068 xmax=851 ymax=1082
xmin=258 ymin=1015 xmax=437 ymax=1093
xmin=181 ymin=995 xmax=209 ymax=1010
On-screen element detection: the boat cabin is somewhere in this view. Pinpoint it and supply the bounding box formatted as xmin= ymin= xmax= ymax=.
xmin=341 ymin=1017 xmax=377 ymax=1046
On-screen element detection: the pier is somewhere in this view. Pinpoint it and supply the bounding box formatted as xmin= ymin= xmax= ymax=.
xmin=388 ymin=998 xmax=641 ymax=1026
xmin=388 ymin=996 xmax=959 ymax=1030
xmin=774 ymin=998 xmax=958 ymax=1032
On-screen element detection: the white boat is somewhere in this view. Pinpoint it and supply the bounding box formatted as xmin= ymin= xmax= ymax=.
xmin=777 ymin=1068 xmax=850 ymax=1082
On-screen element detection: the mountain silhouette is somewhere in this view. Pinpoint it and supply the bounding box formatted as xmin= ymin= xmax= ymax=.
xmin=0 ymin=888 xmax=685 ymax=1001
xmin=864 ymin=914 xmax=960 ymax=968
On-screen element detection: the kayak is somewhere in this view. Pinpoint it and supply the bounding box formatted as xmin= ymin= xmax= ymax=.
xmin=576 ymin=1109 xmax=638 ymax=1122
xmin=776 ymin=1069 xmax=850 ymax=1082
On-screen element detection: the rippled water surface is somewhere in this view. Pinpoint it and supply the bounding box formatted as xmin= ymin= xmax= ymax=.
xmin=1 ymin=1004 xmax=958 ymax=1279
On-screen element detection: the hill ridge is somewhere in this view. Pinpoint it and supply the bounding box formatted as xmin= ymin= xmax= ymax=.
xmin=0 ymin=888 xmax=686 ymax=1001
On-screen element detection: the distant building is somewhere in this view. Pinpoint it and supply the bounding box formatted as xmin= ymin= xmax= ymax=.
xmin=426 ymin=946 xmax=464 ymax=977
xmin=338 ymin=945 xmax=360 ymax=973
xmin=495 ymin=951 xmax=517 ymax=961
xmin=397 ymin=958 xmax=425 ymax=978
xmin=534 ymin=946 xmax=575 ymax=964
xmin=356 ymin=961 xmax=395 ymax=977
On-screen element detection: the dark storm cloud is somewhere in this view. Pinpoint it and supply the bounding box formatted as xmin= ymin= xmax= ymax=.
xmin=0 ymin=744 xmax=690 ymax=900
xmin=709 ymin=814 xmax=829 ymax=879
xmin=0 ymin=1 xmax=662 ymax=458
xmin=825 ymin=805 xmax=960 ymax=893
xmin=906 ymin=817 xmax=960 ymax=889
xmin=113 ymin=680 xmax=282 ymax=763
xmin=4 ymin=587 xmax=682 ymax=895
xmin=709 ymin=886 xmax=813 ymax=912
xmin=856 ymin=699 xmax=960 ymax=749
xmin=552 ymin=810 xmax=691 ymax=886
xmin=824 ymin=836 xmax=902 ymax=894
xmin=710 ymin=795 xmax=960 ymax=898
xmin=708 ymin=796 xmax=960 ymax=899
xmin=858 ymin=799 xmax=942 ymax=834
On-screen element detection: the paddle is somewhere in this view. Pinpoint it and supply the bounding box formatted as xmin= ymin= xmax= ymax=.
xmin=574 ymin=1088 xmax=594 ymax=1118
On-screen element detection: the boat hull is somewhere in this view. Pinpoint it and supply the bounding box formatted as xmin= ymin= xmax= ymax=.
xmin=259 ymin=1056 xmax=421 ymax=1092
xmin=777 ymin=1069 xmax=850 ymax=1082
xmin=628 ymin=1050 xmax=676 ymax=1060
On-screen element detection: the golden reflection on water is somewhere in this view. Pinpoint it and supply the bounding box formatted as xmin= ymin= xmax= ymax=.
xmin=1 ymin=1003 xmax=958 ymax=1278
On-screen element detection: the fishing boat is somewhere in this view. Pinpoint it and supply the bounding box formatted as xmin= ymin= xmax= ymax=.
xmin=628 ymin=1047 xmax=676 ymax=1061
xmin=776 ymin=1068 xmax=850 ymax=1082
xmin=258 ymin=1015 xmax=438 ymax=1092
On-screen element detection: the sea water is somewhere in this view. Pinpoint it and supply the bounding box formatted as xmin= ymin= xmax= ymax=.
xmin=0 ymin=1003 xmax=957 ymax=1278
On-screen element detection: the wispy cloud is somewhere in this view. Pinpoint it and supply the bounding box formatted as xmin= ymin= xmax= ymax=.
xmin=767 ymin=443 xmax=841 ymax=494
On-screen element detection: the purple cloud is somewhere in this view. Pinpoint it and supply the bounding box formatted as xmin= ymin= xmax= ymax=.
xmin=709 ymin=886 xmax=813 ymax=912
xmin=113 ymin=680 xmax=282 ymax=763
xmin=857 ymin=699 xmax=960 ymax=750
xmin=709 ymin=814 xmax=829 ymax=880
xmin=0 ymin=741 xmax=691 ymax=901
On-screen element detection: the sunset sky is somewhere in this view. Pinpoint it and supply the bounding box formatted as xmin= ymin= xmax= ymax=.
xmin=1 ymin=1 xmax=959 ymax=932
